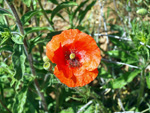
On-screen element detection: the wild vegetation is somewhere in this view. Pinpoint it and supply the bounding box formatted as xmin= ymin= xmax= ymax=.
xmin=0 ymin=0 xmax=150 ymax=113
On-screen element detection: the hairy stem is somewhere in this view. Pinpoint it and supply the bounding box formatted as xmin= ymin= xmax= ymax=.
xmin=5 ymin=0 xmax=48 ymax=111
xmin=0 ymin=99 xmax=12 ymax=113
xmin=37 ymin=0 xmax=54 ymax=30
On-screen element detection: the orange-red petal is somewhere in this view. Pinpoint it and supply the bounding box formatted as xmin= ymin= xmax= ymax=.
xmin=73 ymin=32 xmax=101 ymax=71
xmin=54 ymin=65 xmax=98 ymax=87
xmin=46 ymin=29 xmax=80 ymax=63
xmin=46 ymin=29 xmax=101 ymax=87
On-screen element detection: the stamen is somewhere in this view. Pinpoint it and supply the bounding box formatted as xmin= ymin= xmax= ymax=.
xmin=69 ymin=53 xmax=75 ymax=60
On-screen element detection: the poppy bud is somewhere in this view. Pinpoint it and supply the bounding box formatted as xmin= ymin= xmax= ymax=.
xmin=43 ymin=62 xmax=52 ymax=71
xmin=136 ymin=8 xmax=148 ymax=16
xmin=43 ymin=56 xmax=49 ymax=62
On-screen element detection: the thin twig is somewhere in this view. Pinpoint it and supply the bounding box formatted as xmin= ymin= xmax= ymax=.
xmin=127 ymin=0 xmax=132 ymax=28
xmin=3 ymin=54 xmax=11 ymax=62
xmin=5 ymin=0 xmax=48 ymax=111
xmin=77 ymin=100 xmax=93 ymax=113
xmin=95 ymin=103 xmax=99 ymax=113
xmin=102 ymin=58 xmax=140 ymax=69
xmin=99 ymin=0 xmax=109 ymax=44
xmin=141 ymin=108 xmax=150 ymax=113
xmin=113 ymin=0 xmax=127 ymax=35
xmin=118 ymin=98 xmax=125 ymax=112
xmin=37 ymin=0 xmax=54 ymax=30
xmin=94 ymin=33 xmax=150 ymax=48
xmin=0 ymin=99 xmax=12 ymax=113
xmin=114 ymin=111 xmax=141 ymax=113
xmin=95 ymin=33 xmax=131 ymax=41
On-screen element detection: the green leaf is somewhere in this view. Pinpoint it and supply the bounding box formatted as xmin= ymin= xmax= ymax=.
xmin=109 ymin=37 xmax=129 ymax=50
xmin=12 ymin=44 xmax=26 ymax=79
xmin=73 ymin=1 xmax=88 ymax=19
xmin=78 ymin=0 xmax=96 ymax=24
xmin=0 ymin=7 xmax=11 ymax=15
xmin=21 ymin=9 xmax=65 ymax=25
xmin=0 ymin=45 xmax=13 ymax=52
xmin=146 ymin=73 xmax=150 ymax=89
xmin=4 ymin=88 xmax=14 ymax=97
xmin=11 ymin=34 xmax=23 ymax=44
xmin=21 ymin=10 xmax=41 ymax=25
xmin=98 ymin=67 xmax=112 ymax=79
xmin=60 ymin=107 xmax=74 ymax=113
xmin=12 ymin=87 xmax=28 ymax=113
xmin=104 ymin=70 xmax=141 ymax=89
xmin=0 ymin=36 xmax=9 ymax=45
xmin=25 ymin=27 xmax=53 ymax=34
xmin=21 ymin=0 xmax=31 ymax=7
xmin=20 ymin=53 xmax=26 ymax=75
xmin=0 ymin=62 xmax=14 ymax=75
xmin=69 ymin=0 xmax=88 ymax=27
xmin=51 ymin=1 xmax=78 ymax=21
xmin=28 ymin=31 xmax=61 ymax=53
xmin=0 ymin=0 xmax=4 ymax=4
xmin=0 ymin=32 xmax=11 ymax=45
xmin=47 ymin=0 xmax=59 ymax=4
xmin=0 ymin=62 xmax=16 ymax=86
xmin=28 ymin=34 xmax=43 ymax=53
xmin=107 ymin=50 xmax=127 ymax=58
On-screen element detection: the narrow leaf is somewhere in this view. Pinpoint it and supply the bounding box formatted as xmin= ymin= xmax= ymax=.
xmin=12 ymin=87 xmax=28 ymax=113
xmin=78 ymin=0 xmax=96 ymax=24
xmin=72 ymin=0 xmax=88 ymax=19
xmin=51 ymin=1 xmax=78 ymax=20
xmin=25 ymin=27 xmax=53 ymax=34
xmin=0 ymin=7 xmax=11 ymax=15
xmin=21 ymin=10 xmax=41 ymax=25
xmin=47 ymin=0 xmax=59 ymax=4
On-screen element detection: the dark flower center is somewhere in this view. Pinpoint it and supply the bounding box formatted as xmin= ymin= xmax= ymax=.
xmin=65 ymin=50 xmax=81 ymax=68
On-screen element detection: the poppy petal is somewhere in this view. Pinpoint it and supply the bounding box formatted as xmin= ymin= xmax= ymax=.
xmin=46 ymin=29 xmax=101 ymax=87
xmin=46 ymin=29 xmax=80 ymax=63
xmin=74 ymin=33 xmax=101 ymax=71
xmin=54 ymin=65 xmax=98 ymax=87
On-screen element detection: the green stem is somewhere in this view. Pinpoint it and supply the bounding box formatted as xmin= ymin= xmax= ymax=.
xmin=0 ymin=99 xmax=12 ymax=113
xmin=54 ymin=85 xmax=61 ymax=113
xmin=31 ymin=0 xmax=43 ymax=60
xmin=141 ymin=107 xmax=150 ymax=113
xmin=137 ymin=69 xmax=145 ymax=106
xmin=37 ymin=0 xmax=54 ymax=30
xmin=5 ymin=0 xmax=48 ymax=111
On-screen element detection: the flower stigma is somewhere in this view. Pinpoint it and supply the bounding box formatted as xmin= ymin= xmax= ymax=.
xmin=69 ymin=53 xmax=76 ymax=60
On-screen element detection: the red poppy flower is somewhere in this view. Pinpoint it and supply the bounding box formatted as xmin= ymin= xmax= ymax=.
xmin=46 ymin=29 xmax=101 ymax=87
